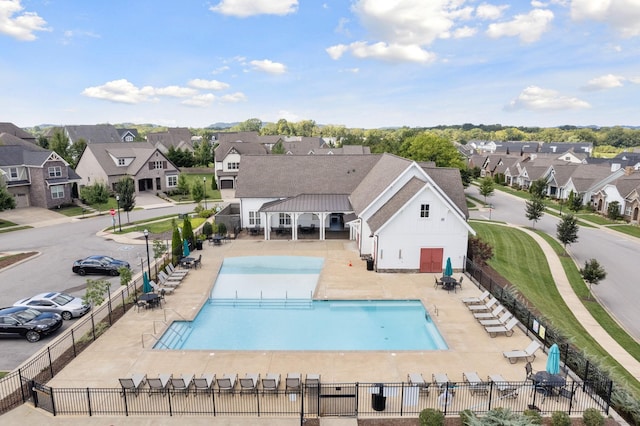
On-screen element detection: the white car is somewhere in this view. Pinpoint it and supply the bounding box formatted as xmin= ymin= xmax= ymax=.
xmin=13 ymin=292 xmax=91 ymax=320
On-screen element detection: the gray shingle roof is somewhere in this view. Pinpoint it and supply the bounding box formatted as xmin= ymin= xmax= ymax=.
xmin=368 ymin=177 xmax=425 ymax=232
xmin=0 ymin=133 xmax=50 ymax=166
xmin=260 ymin=194 xmax=352 ymax=212
xmin=147 ymin=127 xmax=193 ymax=150
xmin=81 ymin=143 xmax=167 ymax=176
xmin=421 ymin=165 xmax=469 ymax=218
xmin=65 ymin=124 xmax=123 ymax=143
xmin=0 ymin=123 xmax=36 ymax=142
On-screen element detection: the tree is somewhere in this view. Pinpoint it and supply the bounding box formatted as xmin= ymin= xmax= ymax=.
xmin=525 ymin=196 xmax=545 ymax=228
xmin=556 ymin=214 xmax=579 ymax=249
xmin=607 ymin=201 xmax=621 ymax=220
xmin=399 ymin=132 xmax=465 ymax=168
xmin=69 ymin=138 xmax=87 ymax=168
xmin=478 ymin=177 xmax=495 ymax=203
xmin=171 ymin=220 xmax=182 ymax=264
xmin=580 ymin=258 xmax=607 ymax=295
xmin=193 ymin=140 xmax=212 ymax=166
xmin=468 ymin=236 xmax=493 ymax=265
xmin=191 ymin=182 xmax=204 ymax=203
xmin=116 ymin=177 xmax=136 ymax=223
xmin=529 ymin=178 xmax=547 ymax=199
xmin=567 ymin=191 xmax=583 ymax=212
xmin=119 ymin=266 xmax=132 ymax=288
xmin=232 ymin=118 xmax=262 ymax=132
xmin=182 ymin=215 xmax=195 ymax=250
xmin=0 ymin=182 xmax=16 ymax=211
xmin=49 ymin=129 xmax=71 ymax=164
xmin=79 ymin=181 xmax=110 ymax=214
xmin=83 ymin=278 xmax=111 ymax=307
xmin=177 ymin=174 xmax=189 ymax=195
xmin=153 ymin=239 xmax=168 ymax=277
xmin=271 ymin=140 xmax=285 ymax=154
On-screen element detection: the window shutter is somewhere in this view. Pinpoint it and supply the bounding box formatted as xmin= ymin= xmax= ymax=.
xmin=163 ymin=161 xmax=167 ymax=169
xmin=149 ymin=162 xmax=153 ymax=170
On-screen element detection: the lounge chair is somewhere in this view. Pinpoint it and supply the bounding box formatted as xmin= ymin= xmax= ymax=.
xmin=432 ymin=373 xmax=455 ymax=395
xmin=473 ymin=304 xmax=505 ymax=320
xmin=262 ymin=373 xmax=281 ymax=395
xmin=149 ymin=280 xmax=175 ymax=294
xmin=468 ymin=297 xmax=498 ymax=312
xmin=503 ymin=340 xmax=542 ymax=364
xmin=148 ymin=374 xmax=172 ymax=396
xmin=485 ymin=317 xmax=519 ymax=337
xmin=171 ymin=374 xmax=194 ymax=396
xmin=159 ymin=270 xmax=183 ymax=283
xmin=305 ymin=373 xmax=320 ymax=389
xmin=193 ymin=373 xmax=215 ymax=395
xmin=463 ymin=372 xmax=488 ymax=396
xmin=157 ymin=274 xmax=182 ymax=288
xmin=407 ymin=373 xmax=430 ymax=395
xmin=479 ymin=311 xmax=514 ymax=327
xmin=488 ymin=374 xmax=518 ymax=398
xmin=167 ymin=263 xmax=188 ymax=276
xmin=217 ymin=373 xmax=237 ymax=394
xmin=119 ymin=373 xmax=146 ymax=396
xmin=285 ymin=372 xmax=302 ymax=394
xmin=165 ymin=266 xmax=188 ymax=279
xmin=461 ymin=290 xmax=490 ymax=305
xmin=239 ymin=373 xmax=260 ymax=393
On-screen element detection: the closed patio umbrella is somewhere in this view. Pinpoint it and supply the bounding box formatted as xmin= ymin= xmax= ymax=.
xmin=142 ymin=271 xmax=152 ymax=293
xmin=183 ymin=239 xmax=190 ymax=258
xmin=546 ymin=343 xmax=560 ymax=375
xmin=444 ymin=257 xmax=453 ymax=277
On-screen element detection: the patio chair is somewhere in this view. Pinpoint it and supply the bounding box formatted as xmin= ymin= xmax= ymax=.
xmin=193 ymin=373 xmax=215 ymax=395
xmin=463 ymin=372 xmax=488 ymax=396
xmin=485 ymin=317 xmax=519 ymax=337
xmin=217 ymin=373 xmax=237 ymax=394
xmin=193 ymin=254 xmax=202 ymax=269
xmin=262 ymin=373 xmax=281 ymax=395
xmin=503 ymin=340 xmax=541 ymax=364
xmin=149 ymin=280 xmax=175 ymax=294
xmin=148 ymin=374 xmax=172 ymax=396
xmin=488 ymin=374 xmax=518 ymax=398
xmin=285 ymin=372 xmax=302 ymax=394
xmin=432 ymin=373 xmax=455 ymax=396
xmin=461 ymin=290 xmax=490 ymax=305
xmin=239 ymin=373 xmax=260 ymax=393
xmin=478 ymin=311 xmax=514 ymax=327
xmin=455 ymin=275 xmax=464 ymax=290
xmin=134 ymin=299 xmax=148 ymax=312
xmin=434 ymin=276 xmax=443 ymax=289
xmin=473 ymin=304 xmax=505 ymax=319
xmin=468 ymin=297 xmax=498 ymax=312
xmin=171 ymin=374 xmax=194 ymax=396
xmin=408 ymin=373 xmax=430 ymax=395
xmin=119 ymin=373 xmax=146 ymax=396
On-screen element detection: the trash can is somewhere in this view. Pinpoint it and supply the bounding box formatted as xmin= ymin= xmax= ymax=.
xmin=371 ymin=383 xmax=386 ymax=411
xmin=195 ymin=240 xmax=203 ymax=250
xmin=366 ymin=258 xmax=374 ymax=271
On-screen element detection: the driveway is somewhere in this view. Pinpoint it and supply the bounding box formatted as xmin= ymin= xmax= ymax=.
xmin=0 ymin=207 xmax=71 ymax=228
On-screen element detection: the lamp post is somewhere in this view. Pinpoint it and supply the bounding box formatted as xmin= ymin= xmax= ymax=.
xmin=116 ymin=195 xmax=122 ymax=232
xmin=203 ymin=177 xmax=207 ymax=210
xmin=143 ymin=229 xmax=151 ymax=280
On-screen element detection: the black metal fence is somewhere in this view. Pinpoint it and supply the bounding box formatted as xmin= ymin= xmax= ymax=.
xmin=28 ymin=379 xmax=605 ymax=418
xmin=465 ymin=259 xmax=614 ymax=413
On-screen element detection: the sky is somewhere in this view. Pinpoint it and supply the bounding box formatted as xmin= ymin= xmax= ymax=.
xmin=1 ymin=0 xmax=639 ymax=130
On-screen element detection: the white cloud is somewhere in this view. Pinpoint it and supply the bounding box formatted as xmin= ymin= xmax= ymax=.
xmin=581 ymin=74 xmax=626 ymax=91
xmin=327 ymin=41 xmax=436 ymax=63
xmin=0 ymin=0 xmax=49 ymax=41
xmin=220 ymin=92 xmax=247 ymax=103
xmin=486 ymin=8 xmax=554 ymax=43
xmin=210 ymin=0 xmax=298 ymax=18
xmin=452 ymin=26 xmax=477 ymax=38
xmin=182 ymin=94 xmax=216 ymax=107
xmin=571 ymin=0 xmax=640 ymax=37
xmin=188 ymin=79 xmax=230 ymax=90
xmin=476 ymin=3 xmax=509 ymax=20
xmin=506 ymin=86 xmax=591 ymax=111
xmin=82 ymin=79 xmax=196 ymax=104
xmin=211 ymin=66 xmax=230 ymax=75
xmin=629 ymin=76 xmax=640 ymax=84
xmin=250 ymin=59 xmax=287 ymax=74
xmin=154 ymin=86 xmax=198 ymax=97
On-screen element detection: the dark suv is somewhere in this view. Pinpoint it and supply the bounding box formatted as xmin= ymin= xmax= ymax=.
xmin=0 ymin=307 xmax=63 ymax=342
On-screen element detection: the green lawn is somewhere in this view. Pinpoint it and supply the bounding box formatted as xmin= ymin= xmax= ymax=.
xmin=0 ymin=220 xmax=18 ymax=229
xmin=470 ymin=221 xmax=640 ymax=397
xmin=166 ymin=173 xmax=222 ymax=203
xmin=108 ymin=215 xmax=206 ymax=235
xmin=606 ymin=224 xmax=640 ymax=238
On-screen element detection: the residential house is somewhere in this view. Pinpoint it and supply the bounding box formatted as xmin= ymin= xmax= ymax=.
xmin=0 ymin=122 xmax=38 ymax=145
xmin=62 ymin=124 xmax=124 ymax=144
xmin=538 ymin=142 xmax=592 ymax=156
xmin=75 ymin=143 xmax=179 ymax=194
xmin=235 ymin=153 xmax=473 ymax=273
xmin=117 ymin=128 xmax=139 ymax=142
xmin=147 ymin=127 xmax=194 ymax=153
xmin=591 ymin=168 xmax=640 ymax=216
xmin=0 ymin=132 xmax=80 ymax=208
xmin=214 ymin=138 xmax=268 ymax=189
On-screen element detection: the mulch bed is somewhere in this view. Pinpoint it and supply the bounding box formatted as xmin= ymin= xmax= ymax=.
xmin=0 ymin=252 xmax=38 ymax=269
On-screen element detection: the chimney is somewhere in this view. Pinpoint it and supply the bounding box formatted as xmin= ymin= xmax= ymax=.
xmin=625 ymin=166 xmax=634 ymax=176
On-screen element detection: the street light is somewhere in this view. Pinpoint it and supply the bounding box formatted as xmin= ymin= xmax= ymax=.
xmin=116 ymin=195 xmax=122 ymax=232
xmin=143 ymin=229 xmax=151 ymax=279
xmin=203 ymin=177 xmax=207 ymax=210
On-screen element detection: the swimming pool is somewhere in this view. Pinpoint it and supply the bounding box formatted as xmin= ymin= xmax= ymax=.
xmin=154 ymin=255 xmax=447 ymax=351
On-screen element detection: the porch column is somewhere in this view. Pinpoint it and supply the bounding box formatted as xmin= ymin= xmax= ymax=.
xmin=265 ymin=212 xmax=274 ymax=240
xmin=261 ymin=212 xmax=268 ymax=240
xmin=319 ymin=212 xmax=328 ymax=241
xmin=292 ymin=212 xmax=301 ymax=240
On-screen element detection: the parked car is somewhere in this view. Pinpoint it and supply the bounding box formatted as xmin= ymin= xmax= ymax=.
xmin=72 ymin=255 xmax=130 ymax=276
xmin=13 ymin=292 xmax=91 ymax=320
xmin=0 ymin=307 xmax=63 ymax=342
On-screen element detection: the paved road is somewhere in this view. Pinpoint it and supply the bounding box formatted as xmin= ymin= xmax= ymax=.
xmin=468 ymin=187 xmax=640 ymax=342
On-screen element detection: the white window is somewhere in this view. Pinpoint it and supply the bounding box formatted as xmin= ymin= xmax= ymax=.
xmin=154 ymin=161 xmax=164 ymax=169
xmin=48 ymin=166 xmax=62 ymax=177
xmin=51 ymin=185 xmax=64 ymax=199
xmin=279 ymin=213 xmax=291 ymax=225
xmin=118 ymin=158 xmax=126 ymax=166
xmin=124 ymin=135 xmax=134 ymax=142
xmin=228 ymin=162 xmax=239 ymax=170
xmin=249 ymin=211 xmax=261 ymax=226
xmin=420 ymin=204 xmax=430 ymax=218
xmin=9 ymin=168 xmax=18 ymax=179
xmin=167 ymin=175 xmax=177 ymax=187
xmin=625 ymin=206 xmax=632 ymax=216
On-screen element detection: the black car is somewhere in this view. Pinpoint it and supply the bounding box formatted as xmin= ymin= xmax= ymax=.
xmin=72 ymin=255 xmax=130 ymax=276
xmin=0 ymin=307 xmax=63 ymax=342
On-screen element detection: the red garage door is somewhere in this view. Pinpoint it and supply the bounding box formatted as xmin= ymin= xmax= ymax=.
xmin=419 ymin=248 xmax=443 ymax=273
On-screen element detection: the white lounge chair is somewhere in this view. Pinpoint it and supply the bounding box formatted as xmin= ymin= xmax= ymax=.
xmin=461 ymin=290 xmax=491 ymax=305
xmin=408 ymin=373 xmax=430 ymax=395
xmin=171 ymin=374 xmax=194 ymax=396
xmin=468 ymin=297 xmax=499 ymax=312
xmin=262 ymin=373 xmax=280 ymax=395
xmin=119 ymin=373 xmax=146 ymax=396
xmin=149 ymin=280 xmax=175 ymax=294
xmin=305 ymin=373 xmax=320 ymax=389
xmin=488 ymin=374 xmax=518 ymax=398
xmin=479 ymin=311 xmax=514 ymax=326
xmin=159 ymin=270 xmax=183 ymax=283
xmin=240 ymin=373 xmax=260 ymax=393
xmin=432 ymin=373 xmax=455 ymax=395
xmin=166 ymin=263 xmax=188 ymax=277
xmin=217 ymin=373 xmax=237 ymax=394
xmin=473 ymin=305 xmax=505 ymax=320
xmin=485 ymin=317 xmax=519 ymax=337
xmin=285 ymin=372 xmax=302 ymax=394
xmin=148 ymin=374 xmax=172 ymax=396
xmin=193 ymin=373 xmax=215 ymax=395
xmin=503 ymin=340 xmax=542 ymax=364
xmin=462 ymin=372 xmax=488 ymax=396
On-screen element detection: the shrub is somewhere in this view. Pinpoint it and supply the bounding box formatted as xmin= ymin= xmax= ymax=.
xmin=419 ymin=408 xmax=445 ymax=426
xmin=460 ymin=409 xmax=475 ymax=425
xmin=582 ymin=408 xmax=605 ymax=426
xmin=551 ymin=411 xmax=571 ymax=426
xmin=217 ymin=222 xmax=227 ymax=236
xmin=522 ymin=408 xmax=542 ymax=424
xmin=202 ymin=222 xmax=213 ymax=237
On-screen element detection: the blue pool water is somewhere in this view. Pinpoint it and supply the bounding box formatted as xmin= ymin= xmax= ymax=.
xmin=154 ymin=256 xmax=448 ymax=351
